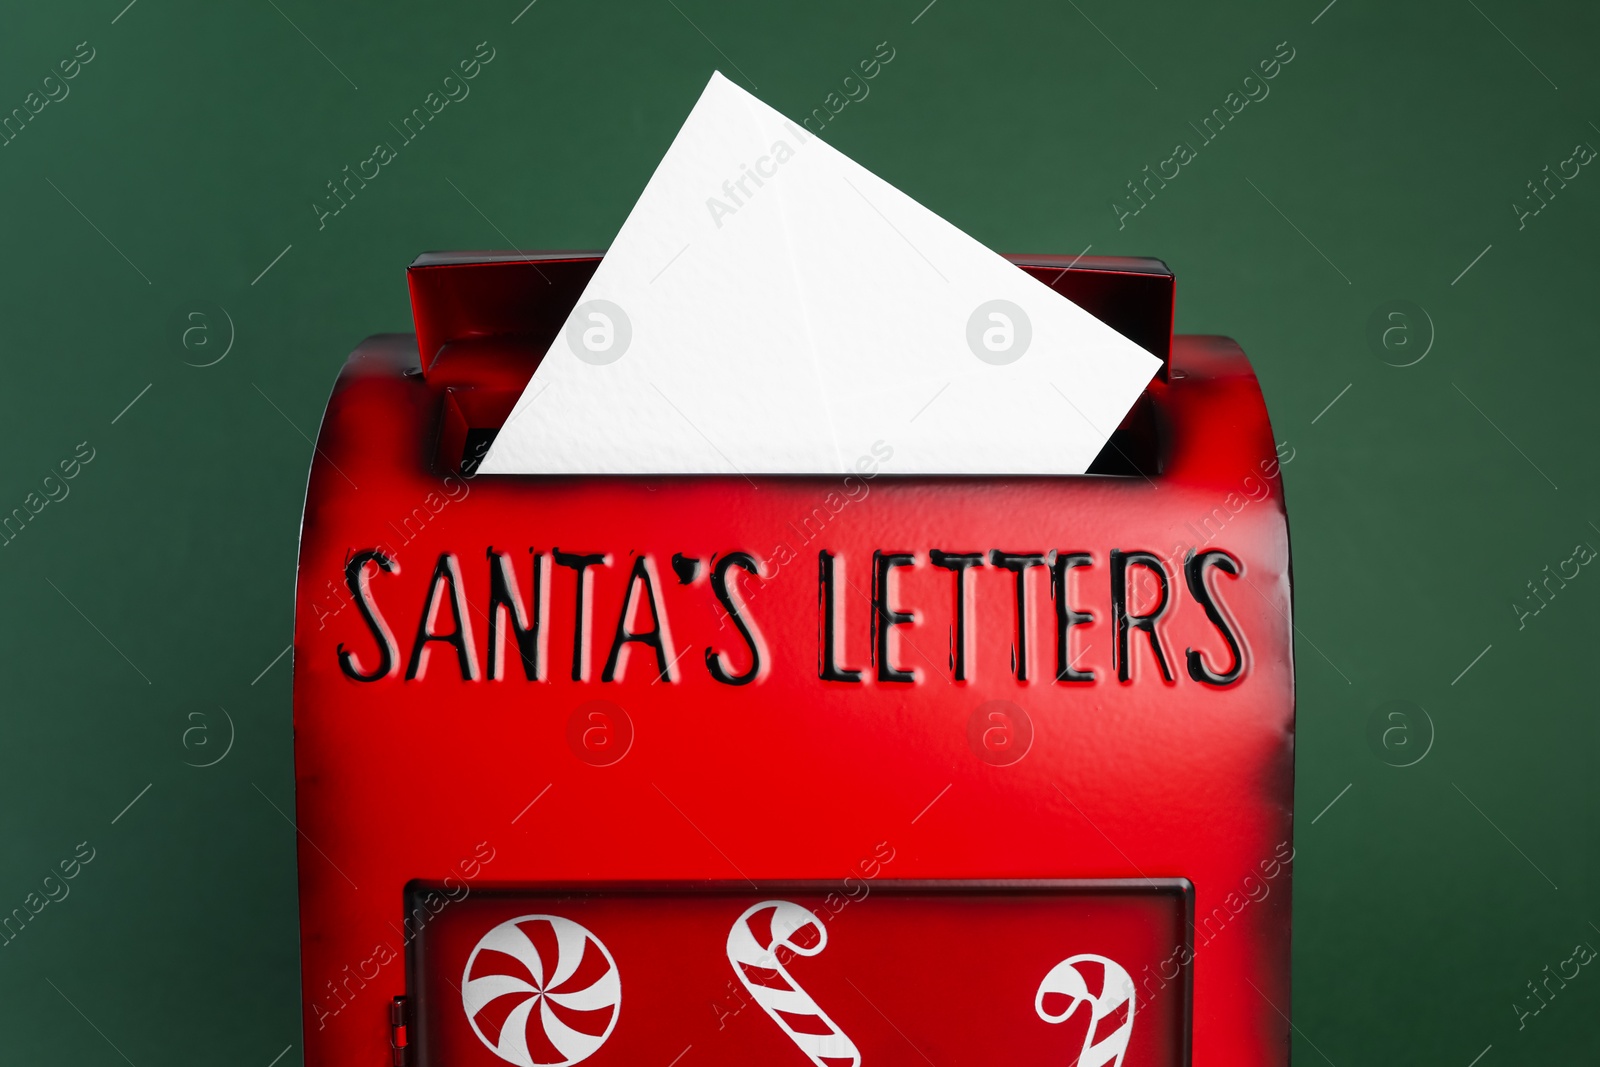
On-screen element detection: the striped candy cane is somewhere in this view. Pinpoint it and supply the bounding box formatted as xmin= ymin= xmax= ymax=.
xmin=726 ymin=900 xmax=860 ymax=1067
xmin=1035 ymin=954 xmax=1136 ymax=1067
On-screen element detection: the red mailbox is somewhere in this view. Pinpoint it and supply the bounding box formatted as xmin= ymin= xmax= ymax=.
xmin=291 ymin=252 xmax=1294 ymax=1067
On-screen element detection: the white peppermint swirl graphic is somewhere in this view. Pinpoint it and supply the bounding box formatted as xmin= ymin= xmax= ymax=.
xmin=462 ymin=915 xmax=621 ymax=1066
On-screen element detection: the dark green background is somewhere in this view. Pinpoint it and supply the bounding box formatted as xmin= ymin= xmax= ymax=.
xmin=1 ymin=0 xmax=1594 ymax=1062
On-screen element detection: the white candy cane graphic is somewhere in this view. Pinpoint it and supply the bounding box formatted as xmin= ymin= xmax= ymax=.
xmin=1035 ymin=954 xmax=1136 ymax=1067
xmin=726 ymin=900 xmax=860 ymax=1067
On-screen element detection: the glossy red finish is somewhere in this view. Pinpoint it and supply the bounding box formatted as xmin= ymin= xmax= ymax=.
xmin=292 ymin=254 xmax=1293 ymax=1067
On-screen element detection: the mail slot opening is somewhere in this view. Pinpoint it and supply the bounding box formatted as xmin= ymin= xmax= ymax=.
xmin=441 ymin=386 xmax=1162 ymax=480
xmin=411 ymin=252 xmax=1173 ymax=479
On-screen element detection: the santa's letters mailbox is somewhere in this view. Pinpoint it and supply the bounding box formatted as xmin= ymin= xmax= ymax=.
xmin=291 ymin=252 xmax=1295 ymax=1067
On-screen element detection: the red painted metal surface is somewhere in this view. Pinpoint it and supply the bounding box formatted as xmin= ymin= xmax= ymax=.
xmin=292 ymin=253 xmax=1294 ymax=1067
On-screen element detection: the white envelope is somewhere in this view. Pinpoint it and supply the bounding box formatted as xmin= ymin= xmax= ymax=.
xmin=481 ymin=72 xmax=1160 ymax=476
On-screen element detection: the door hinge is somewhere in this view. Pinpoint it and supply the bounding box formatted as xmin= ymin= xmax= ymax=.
xmin=389 ymin=995 xmax=409 ymax=1067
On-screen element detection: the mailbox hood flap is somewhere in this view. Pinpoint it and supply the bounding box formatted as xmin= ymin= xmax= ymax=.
xmin=479 ymin=72 xmax=1160 ymax=476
